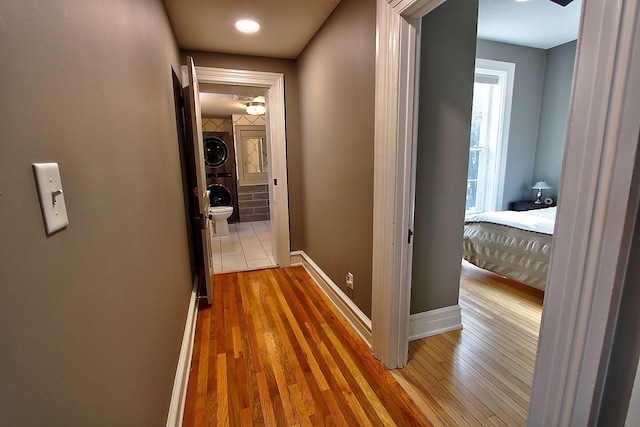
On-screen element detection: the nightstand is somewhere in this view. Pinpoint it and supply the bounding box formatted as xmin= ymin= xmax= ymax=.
xmin=509 ymin=200 xmax=554 ymax=211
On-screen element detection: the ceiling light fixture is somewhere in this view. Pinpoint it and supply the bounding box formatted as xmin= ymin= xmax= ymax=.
xmin=235 ymin=19 xmax=260 ymax=33
xmin=246 ymin=101 xmax=266 ymax=115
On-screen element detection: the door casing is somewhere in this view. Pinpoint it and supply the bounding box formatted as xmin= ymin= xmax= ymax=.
xmin=181 ymin=65 xmax=291 ymax=270
xmin=373 ymin=0 xmax=640 ymax=424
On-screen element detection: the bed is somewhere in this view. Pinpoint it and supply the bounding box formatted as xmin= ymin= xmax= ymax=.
xmin=462 ymin=207 xmax=556 ymax=291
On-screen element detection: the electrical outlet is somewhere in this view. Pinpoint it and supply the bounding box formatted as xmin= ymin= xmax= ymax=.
xmin=346 ymin=272 xmax=354 ymax=290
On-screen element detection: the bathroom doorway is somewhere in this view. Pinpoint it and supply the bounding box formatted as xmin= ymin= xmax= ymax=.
xmin=182 ymin=65 xmax=291 ymax=274
xmin=200 ymin=113 xmax=275 ymax=272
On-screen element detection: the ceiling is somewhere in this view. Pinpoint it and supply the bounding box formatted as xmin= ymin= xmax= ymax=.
xmin=163 ymin=0 xmax=342 ymax=59
xmin=164 ymin=0 xmax=581 ymax=116
xmin=199 ymin=84 xmax=267 ymax=116
xmin=477 ymin=0 xmax=582 ymax=49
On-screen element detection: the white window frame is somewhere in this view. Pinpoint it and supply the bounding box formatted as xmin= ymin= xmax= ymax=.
xmin=467 ymin=58 xmax=514 ymax=215
xmin=235 ymin=125 xmax=268 ymax=186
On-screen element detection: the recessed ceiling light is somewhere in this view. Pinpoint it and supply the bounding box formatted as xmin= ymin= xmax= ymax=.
xmin=235 ymin=19 xmax=260 ymax=33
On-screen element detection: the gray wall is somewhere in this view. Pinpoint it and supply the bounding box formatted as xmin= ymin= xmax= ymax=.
xmin=296 ymin=0 xmax=376 ymax=317
xmin=476 ymin=40 xmax=547 ymax=207
xmin=533 ymin=41 xmax=577 ymax=202
xmin=410 ymin=0 xmax=479 ymax=314
xmin=0 ymin=0 xmax=192 ymax=424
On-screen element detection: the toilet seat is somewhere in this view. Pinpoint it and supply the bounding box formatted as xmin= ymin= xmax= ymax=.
xmin=209 ymin=206 xmax=233 ymax=213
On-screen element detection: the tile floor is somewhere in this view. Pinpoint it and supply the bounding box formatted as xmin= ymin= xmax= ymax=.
xmin=211 ymin=220 xmax=276 ymax=273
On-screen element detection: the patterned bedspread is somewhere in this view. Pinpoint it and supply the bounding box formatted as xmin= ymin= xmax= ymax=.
xmin=462 ymin=207 xmax=556 ymax=291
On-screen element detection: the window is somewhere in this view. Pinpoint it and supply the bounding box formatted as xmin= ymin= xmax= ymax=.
xmin=466 ymin=59 xmax=515 ymax=215
xmin=235 ymin=125 xmax=268 ymax=186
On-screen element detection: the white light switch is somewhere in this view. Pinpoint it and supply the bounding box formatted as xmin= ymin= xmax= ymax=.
xmin=33 ymin=163 xmax=69 ymax=235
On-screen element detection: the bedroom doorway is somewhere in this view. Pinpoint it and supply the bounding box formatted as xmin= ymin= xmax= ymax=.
xmin=374 ymin=0 xmax=640 ymax=423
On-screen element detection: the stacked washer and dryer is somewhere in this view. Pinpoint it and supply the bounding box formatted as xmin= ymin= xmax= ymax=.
xmin=204 ymin=131 xmax=239 ymax=235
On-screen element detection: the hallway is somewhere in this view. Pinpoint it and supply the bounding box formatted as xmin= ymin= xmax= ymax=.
xmin=182 ymin=267 xmax=430 ymax=426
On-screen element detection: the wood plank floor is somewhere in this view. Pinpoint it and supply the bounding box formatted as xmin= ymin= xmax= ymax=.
xmin=182 ymin=266 xmax=432 ymax=426
xmin=393 ymin=261 xmax=544 ymax=426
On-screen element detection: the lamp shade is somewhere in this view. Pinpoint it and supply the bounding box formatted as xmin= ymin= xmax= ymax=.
xmin=532 ymin=180 xmax=550 ymax=190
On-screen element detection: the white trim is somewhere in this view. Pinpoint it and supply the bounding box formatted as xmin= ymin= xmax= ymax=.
xmin=180 ymin=66 xmax=291 ymax=268
xmin=529 ymin=0 xmax=640 ymax=424
xmin=408 ymin=305 xmax=462 ymax=341
xmin=372 ymin=0 xmax=447 ymax=369
xmin=290 ymin=251 xmax=373 ymax=347
xmin=391 ymin=0 xmax=446 ymax=16
xmin=472 ymin=58 xmax=515 ymax=212
xmin=166 ymin=277 xmax=199 ymax=427
xmin=234 ymin=126 xmax=267 ymax=186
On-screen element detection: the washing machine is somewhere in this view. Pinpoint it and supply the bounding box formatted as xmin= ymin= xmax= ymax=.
xmin=207 ymin=183 xmax=233 ymax=207
xmin=204 ymin=131 xmax=239 ymax=223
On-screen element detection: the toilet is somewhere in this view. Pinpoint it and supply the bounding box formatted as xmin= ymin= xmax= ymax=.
xmin=209 ymin=206 xmax=233 ymax=236
xmin=207 ymin=183 xmax=234 ymax=237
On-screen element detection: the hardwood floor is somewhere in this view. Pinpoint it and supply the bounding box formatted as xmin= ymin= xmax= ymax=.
xmin=182 ymin=266 xmax=431 ymax=426
xmin=182 ymin=262 xmax=543 ymax=426
xmin=393 ymin=261 xmax=544 ymax=426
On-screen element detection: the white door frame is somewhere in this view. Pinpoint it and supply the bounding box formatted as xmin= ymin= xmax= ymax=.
xmin=182 ymin=66 xmax=291 ymax=268
xmin=373 ymin=0 xmax=640 ymax=422
xmin=371 ymin=0 xmax=445 ymax=369
xmin=528 ymin=0 xmax=640 ymax=424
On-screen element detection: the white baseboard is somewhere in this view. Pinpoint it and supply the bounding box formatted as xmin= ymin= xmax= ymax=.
xmin=166 ymin=277 xmax=199 ymax=427
xmin=290 ymin=251 xmax=372 ymax=347
xmin=408 ymin=305 xmax=462 ymax=341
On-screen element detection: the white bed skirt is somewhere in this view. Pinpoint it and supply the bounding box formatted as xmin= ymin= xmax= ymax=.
xmin=462 ymin=221 xmax=552 ymax=291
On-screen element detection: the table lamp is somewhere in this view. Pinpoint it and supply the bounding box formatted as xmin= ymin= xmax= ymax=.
xmin=532 ymin=180 xmax=551 ymax=204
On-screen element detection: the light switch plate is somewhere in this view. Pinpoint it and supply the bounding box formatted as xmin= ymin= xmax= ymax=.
xmin=33 ymin=163 xmax=69 ymax=235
